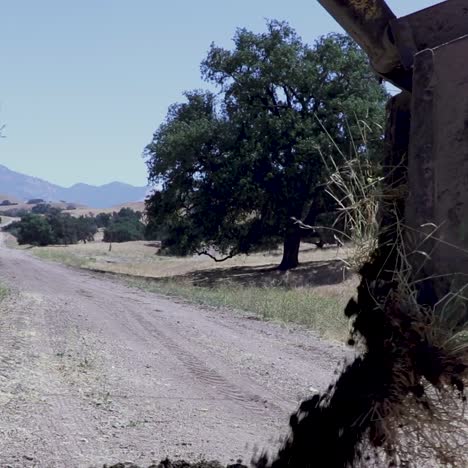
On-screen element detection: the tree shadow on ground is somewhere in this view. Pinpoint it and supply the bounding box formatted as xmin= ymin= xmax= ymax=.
xmin=170 ymin=259 xmax=348 ymax=288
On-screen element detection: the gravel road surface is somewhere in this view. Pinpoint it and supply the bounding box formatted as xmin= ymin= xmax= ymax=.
xmin=0 ymin=232 xmax=347 ymax=467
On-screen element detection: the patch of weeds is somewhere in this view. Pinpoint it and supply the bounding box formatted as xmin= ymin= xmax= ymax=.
xmin=125 ymin=419 xmax=148 ymax=428
xmin=77 ymin=356 xmax=93 ymax=372
xmin=126 ymin=278 xmax=350 ymax=341
xmin=90 ymin=390 xmax=113 ymax=410
xmin=0 ymin=284 xmax=8 ymax=301
xmin=32 ymin=248 xmax=95 ymax=268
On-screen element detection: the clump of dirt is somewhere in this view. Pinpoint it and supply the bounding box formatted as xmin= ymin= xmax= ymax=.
xmin=105 ymin=460 xmax=247 ymax=468
xmin=249 ymin=98 xmax=467 ymax=467
xmin=252 ymin=232 xmax=467 ymax=467
xmin=106 ymin=235 xmax=467 ymax=468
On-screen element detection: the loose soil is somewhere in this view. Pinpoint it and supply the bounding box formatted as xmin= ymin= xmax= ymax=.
xmin=0 ymin=232 xmax=347 ymax=467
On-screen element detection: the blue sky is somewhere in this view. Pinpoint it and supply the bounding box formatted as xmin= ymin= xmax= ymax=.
xmin=0 ymin=1 xmax=439 ymax=187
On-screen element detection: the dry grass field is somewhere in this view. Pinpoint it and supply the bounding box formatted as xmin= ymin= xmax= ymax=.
xmin=0 ymin=192 xmax=89 ymax=214
xmin=31 ymin=239 xmax=351 ymax=279
xmin=0 ymin=215 xmax=18 ymax=225
xmin=28 ymin=239 xmax=357 ymax=341
xmin=0 ymin=197 xmax=144 ymax=216
xmin=63 ymin=201 xmax=145 ymax=217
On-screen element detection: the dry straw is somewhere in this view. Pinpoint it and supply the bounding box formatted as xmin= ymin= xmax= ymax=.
xmin=310 ymin=116 xmax=383 ymax=271
xmin=314 ymin=117 xmax=467 ymax=465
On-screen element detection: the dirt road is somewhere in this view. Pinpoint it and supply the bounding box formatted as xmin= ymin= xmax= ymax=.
xmin=0 ymin=233 xmax=347 ymax=467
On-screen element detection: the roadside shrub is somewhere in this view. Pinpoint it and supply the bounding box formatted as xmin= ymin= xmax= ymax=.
xmin=16 ymin=214 xmax=54 ymax=246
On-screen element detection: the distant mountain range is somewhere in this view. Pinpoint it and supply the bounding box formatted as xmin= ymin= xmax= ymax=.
xmin=0 ymin=164 xmax=148 ymax=208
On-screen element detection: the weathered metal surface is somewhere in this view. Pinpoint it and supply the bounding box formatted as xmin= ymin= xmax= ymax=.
xmin=376 ymin=92 xmax=411 ymax=250
xmin=319 ymin=0 xmax=468 ymax=296
xmin=317 ymin=0 xmax=399 ymax=72
xmin=317 ymin=0 xmax=412 ymax=89
xmin=390 ymin=0 xmax=468 ymax=70
xmin=406 ymin=34 xmax=468 ymax=295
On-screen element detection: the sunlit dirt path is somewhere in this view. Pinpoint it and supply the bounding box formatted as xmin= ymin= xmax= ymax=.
xmin=0 ymin=234 xmax=346 ymax=467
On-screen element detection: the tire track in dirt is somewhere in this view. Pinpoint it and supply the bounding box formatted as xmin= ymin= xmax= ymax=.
xmin=67 ymin=286 xmax=283 ymax=415
xmin=0 ymin=239 xmax=347 ymax=466
xmin=132 ymin=313 xmax=274 ymax=415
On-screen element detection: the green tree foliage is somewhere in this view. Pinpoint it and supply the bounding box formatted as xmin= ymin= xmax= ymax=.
xmin=31 ymin=203 xmax=53 ymax=214
xmin=103 ymin=208 xmax=145 ymax=243
xmin=16 ymin=214 xmax=54 ymax=246
xmin=26 ymin=198 xmax=45 ymax=205
xmin=74 ymin=216 xmax=98 ymax=243
xmin=95 ymin=212 xmax=112 ymax=228
xmin=50 ymin=213 xmax=97 ymax=244
xmin=13 ymin=212 xmax=97 ymax=246
xmin=145 ymin=23 xmax=387 ymax=269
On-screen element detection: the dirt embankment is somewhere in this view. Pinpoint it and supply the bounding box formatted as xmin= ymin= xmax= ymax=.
xmin=0 ymin=233 xmax=347 ymax=467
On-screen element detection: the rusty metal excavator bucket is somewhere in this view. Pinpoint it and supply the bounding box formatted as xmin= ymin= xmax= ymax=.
xmin=318 ymin=0 xmax=468 ymax=91
xmin=317 ymin=0 xmax=404 ymax=84
xmin=319 ymin=0 xmax=468 ymax=296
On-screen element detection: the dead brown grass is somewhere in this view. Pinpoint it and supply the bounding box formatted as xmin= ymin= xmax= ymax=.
xmin=31 ymin=240 xmax=353 ymax=279
xmin=63 ymin=201 xmax=145 ymax=217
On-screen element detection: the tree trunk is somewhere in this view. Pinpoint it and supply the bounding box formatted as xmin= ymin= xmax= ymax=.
xmin=278 ymin=229 xmax=301 ymax=270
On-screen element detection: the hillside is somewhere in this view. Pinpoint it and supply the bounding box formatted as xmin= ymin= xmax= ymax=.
xmin=0 ymin=164 xmax=148 ymax=208
xmin=65 ymin=201 xmax=145 ymax=217
xmin=0 ymin=194 xmax=21 ymax=204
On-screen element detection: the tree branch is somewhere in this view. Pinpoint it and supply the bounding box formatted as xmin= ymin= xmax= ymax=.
xmin=196 ymin=249 xmax=238 ymax=262
xmin=291 ymin=217 xmax=347 ymax=246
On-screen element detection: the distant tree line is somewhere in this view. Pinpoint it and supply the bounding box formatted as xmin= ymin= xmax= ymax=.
xmin=0 ymin=200 xmax=18 ymax=206
xmin=26 ymin=198 xmax=45 ymax=205
xmin=5 ymin=206 xmax=148 ymax=246
xmin=7 ymin=209 xmax=97 ymax=246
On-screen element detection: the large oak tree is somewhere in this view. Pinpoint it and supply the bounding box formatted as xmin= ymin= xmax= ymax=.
xmin=145 ymin=22 xmax=387 ymax=269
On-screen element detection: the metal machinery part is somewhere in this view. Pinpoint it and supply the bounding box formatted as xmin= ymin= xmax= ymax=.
xmin=319 ymin=0 xmax=468 ymax=296
xmin=318 ymin=0 xmax=468 ymax=91
xmin=317 ymin=0 xmax=405 ymax=86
